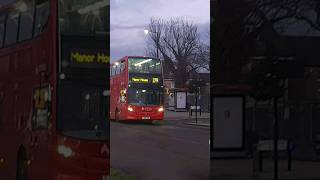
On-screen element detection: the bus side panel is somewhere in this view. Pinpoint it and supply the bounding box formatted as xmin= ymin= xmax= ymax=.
xmin=26 ymin=38 xmax=51 ymax=180
xmin=110 ymin=77 xmax=115 ymax=119
xmin=0 ymin=54 xmax=35 ymax=179
xmin=114 ymin=75 xmax=120 ymax=118
xmin=0 ymin=82 xmax=18 ymax=179
xmin=111 ymin=73 xmax=122 ymax=120
xmin=0 ymin=1 xmax=56 ymax=179
xmin=25 ymin=2 xmax=58 ymax=177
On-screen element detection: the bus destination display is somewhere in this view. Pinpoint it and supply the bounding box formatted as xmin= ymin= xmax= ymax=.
xmin=68 ymin=48 xmax=109 ymax=68
xmin=131 ymin=77 xmax=160 ymax=84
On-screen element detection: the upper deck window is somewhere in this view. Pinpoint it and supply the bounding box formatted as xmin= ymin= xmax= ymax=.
xmin=5 ymin=11 xmax=18 ymax=45
xmin=18 ymin=0 xmax=35 ymax=41
xmin=33 ymin=0 xmax=49 ymax=36
xmin=0 ymin=15 xmax=5 ymax=48
xmin=59 ymin=0 xmax=108 ymax=35
xmin=128 ymin=58 xmax=162 ymax=74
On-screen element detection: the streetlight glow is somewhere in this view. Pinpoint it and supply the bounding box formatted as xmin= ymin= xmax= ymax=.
xmin=143 ymin=29 xmax=160 ymax=58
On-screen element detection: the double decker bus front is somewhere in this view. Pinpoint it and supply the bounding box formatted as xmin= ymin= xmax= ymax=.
xmin=122 ymin=57 xmax=164 ymax=121
xmin=56 ymin=0 xmax=109 ymax=179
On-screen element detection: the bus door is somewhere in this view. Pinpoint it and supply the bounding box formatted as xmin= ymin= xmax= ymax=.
xmin=119 ymin=83 xmax=127 ymax=118
xmin=28 ymin=85 xmax=52 ymax=178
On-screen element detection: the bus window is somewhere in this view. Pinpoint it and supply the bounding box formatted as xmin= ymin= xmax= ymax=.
xmin=33 ymin=0 xmax=49 ymax=36
xmin=18 ymin=0 xmax=35 ymax=41
xmin=59 ymin=0 xmax=108 ymax=35
xmin=113 ymin=65 xmax=117 ymax=75
xmin=0 ymin=15 xmax=5 ymax=48
xmin=117 ymin=63 xmax=121 ymax=74
xmin=128 ymin=57 xmax=162 ymax=74
xmin=111 ymin=66 xmax=114 ymax=76
xmin=5 ymin=11 xmax=19 ymax=46
xmin=120 ymin=61 xmax=125 ymax=73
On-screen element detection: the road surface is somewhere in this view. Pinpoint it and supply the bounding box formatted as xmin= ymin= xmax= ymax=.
xmin=111 ymin=118 xmax=210 ymax=180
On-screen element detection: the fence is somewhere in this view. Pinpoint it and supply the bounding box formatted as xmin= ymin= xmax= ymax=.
xmin=245 ymin=100 xmax=320 ymax=160
xmin=187 ymin=94 xmax=210 ymax=112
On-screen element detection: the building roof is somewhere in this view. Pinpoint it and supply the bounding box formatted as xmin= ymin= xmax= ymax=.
xmin=188 ymin=71 xmax=210 ymax=83
xmin=251 ymin=23 xmax=320 ymax=66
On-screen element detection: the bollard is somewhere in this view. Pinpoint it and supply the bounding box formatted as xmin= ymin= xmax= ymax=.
xmin=252 ymin=145 xmax=260 ymax=178
xmin=288 ymin=149 xmax=292 ymax=171
xmin=288 ymin=142 xmax=293 ymax=171
xmin=259 ymin=151 xmax=263 ymax=172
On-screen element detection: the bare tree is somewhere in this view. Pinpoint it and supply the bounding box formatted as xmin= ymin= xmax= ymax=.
xmin=188 ymin=42 xmax=210 ymax=72
xmin=245 ymin=0 xmax=320 ymax=33
xmin=214 ymin=0 xmax=320 ymax=84
xmin=145 ymin=17 xmax=205 ymax=88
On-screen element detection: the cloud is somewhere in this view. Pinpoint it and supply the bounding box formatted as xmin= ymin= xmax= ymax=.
xmin=110 ymin=24 xmax=146 ymax=31
xmin=198 ymin=21 xmax=210 ymax=44
xmin=110 ymin=0 xmax=210 ymax=61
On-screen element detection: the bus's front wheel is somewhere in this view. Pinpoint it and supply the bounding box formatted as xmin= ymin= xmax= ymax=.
xmin=16 ymin=148 xmax=28 ymax=180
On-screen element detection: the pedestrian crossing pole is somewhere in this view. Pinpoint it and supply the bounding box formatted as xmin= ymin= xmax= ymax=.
xmin=195 ymin=87 xmax=198 ymax=124
xmin=273 ymin=97 xmax=279 ymax=180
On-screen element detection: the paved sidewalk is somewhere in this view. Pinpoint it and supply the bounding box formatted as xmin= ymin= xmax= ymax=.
xmin=164 ymin=109 xmax=210 ymax=119
xmin=164 ymin=110 xmax=210 ymax=127
xmin=211 ymin=158 xmax=320 ymax=180
xmin=184 ymin=119 xmax=210 ymax=127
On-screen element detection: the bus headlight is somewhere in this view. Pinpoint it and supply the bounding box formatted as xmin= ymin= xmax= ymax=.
xmin=158 ymin=107 xmax=164 ymax=112
xmin=128 ymin=106 xmax=134 ymax=112
xmin=58 ymin=145 xmax=73 ymax=158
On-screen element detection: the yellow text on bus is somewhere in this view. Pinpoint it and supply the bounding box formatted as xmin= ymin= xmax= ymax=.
xmin=152 ymin=78 xmax=159 ymax=83
xmin=132 ymin=78 xmax=149 ymax=83
xmin=71 ymin=52 xmax=110 ymax=64
xmin=97 ymin=53 xmax=110 ymax=64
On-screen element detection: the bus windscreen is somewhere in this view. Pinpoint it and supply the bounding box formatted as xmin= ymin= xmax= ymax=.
xmin=57 ymin=80 xmax=109 ymax=141
xmin=127 ymin=87 xmax=162 ymax=106
xmin=128 ymin=58 xmax=162 ymax=74
xmin=59 ymin=0 xmax=108 ymax=35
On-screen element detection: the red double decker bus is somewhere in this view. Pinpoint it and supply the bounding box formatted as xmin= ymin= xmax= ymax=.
xmin=110 ymin=56 xmax=164 ymax=122
xmin=0 ymin=0 xmax=109 ymax=179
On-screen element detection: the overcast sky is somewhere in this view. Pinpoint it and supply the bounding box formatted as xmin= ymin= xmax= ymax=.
xmin=110 ymin=0 xmax=210 ymax=61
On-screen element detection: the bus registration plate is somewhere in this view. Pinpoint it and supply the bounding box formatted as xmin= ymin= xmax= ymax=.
xmin=142 ymin=117 xmax=150 ymax=119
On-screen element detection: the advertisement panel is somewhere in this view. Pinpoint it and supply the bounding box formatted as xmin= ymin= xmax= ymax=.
xmin=213 ymin=96 xmax=244 ymax=150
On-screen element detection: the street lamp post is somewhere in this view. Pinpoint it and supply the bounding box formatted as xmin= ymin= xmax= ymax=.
xmin=144 ymin=29 xmax=159 ymax=58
